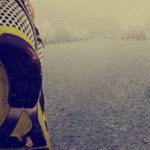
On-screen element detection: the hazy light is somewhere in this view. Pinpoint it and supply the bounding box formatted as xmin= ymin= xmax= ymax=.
xmin=31 ymin=0 xmax=150 ymax=39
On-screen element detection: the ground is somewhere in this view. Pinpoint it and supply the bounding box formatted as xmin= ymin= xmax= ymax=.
xmin=43 ymin=39 xmax=150 ymax=150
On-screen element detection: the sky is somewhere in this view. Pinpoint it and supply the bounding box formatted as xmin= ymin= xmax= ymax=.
xmin=31 ymin=0 xmax=150 ymax=29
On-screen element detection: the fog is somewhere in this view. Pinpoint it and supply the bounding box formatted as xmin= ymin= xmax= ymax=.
xmin=32 ymin=0 xmax=150 ymax=26
xmin=30 ymin=1 xmax=150 ymax=149
xmin=31 ymin=0 xmax=150 ymax=41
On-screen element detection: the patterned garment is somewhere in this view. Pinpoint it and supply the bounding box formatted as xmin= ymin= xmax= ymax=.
xmin=0 ymin=0 xmax=51 ymax=149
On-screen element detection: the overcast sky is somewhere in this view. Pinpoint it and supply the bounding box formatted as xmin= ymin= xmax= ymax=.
xmin=31 ymin=0 xmax=150 ymax=28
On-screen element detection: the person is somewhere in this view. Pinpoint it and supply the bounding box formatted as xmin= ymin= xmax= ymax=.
xmin=0 ymin=0 xmax=51 ymax=149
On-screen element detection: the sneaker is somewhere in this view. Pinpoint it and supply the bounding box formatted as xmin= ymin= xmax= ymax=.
xmin=0 ymin=0 xmax=51 ymax=149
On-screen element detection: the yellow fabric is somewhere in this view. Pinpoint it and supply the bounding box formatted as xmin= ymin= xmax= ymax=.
xmin=0 ymin=26 xmax=34 ymax=49
xmin=38 ymin=102 xmax=51 ymax=149
xmin=11 ymin=110 xmax=32 ymax=138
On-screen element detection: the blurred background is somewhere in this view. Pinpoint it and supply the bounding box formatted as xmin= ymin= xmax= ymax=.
xmin=31 ymin=0 xmax=150 ymax=43
xmin=31 ymin=1 xmax=150 ymax=150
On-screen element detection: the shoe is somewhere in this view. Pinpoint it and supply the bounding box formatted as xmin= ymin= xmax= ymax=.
xmin=0 ymin=0 xmax=51 ymax=149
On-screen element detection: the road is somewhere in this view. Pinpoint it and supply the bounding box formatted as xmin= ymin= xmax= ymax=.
xmin=43 ymin=39 xmax=150 ymax=150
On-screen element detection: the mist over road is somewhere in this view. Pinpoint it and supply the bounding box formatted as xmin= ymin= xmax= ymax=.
xmin=43 ymin=39 xmax=150 ymax=150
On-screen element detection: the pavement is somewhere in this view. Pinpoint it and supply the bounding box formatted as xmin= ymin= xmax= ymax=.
xmin=43 ymin=39 xmax=150 ymax=150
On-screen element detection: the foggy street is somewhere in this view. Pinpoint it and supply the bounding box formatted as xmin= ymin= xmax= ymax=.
xmin=43 ymin=39 xmax=150 ymax=150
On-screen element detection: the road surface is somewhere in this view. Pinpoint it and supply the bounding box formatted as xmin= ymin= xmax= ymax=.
xmin=43 ymin=39 xmax=150 ymax=150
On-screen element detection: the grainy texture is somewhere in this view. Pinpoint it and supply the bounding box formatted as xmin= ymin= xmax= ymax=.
xmin=43 ymin=39 xmax=150 ymax=150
